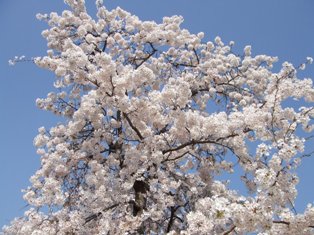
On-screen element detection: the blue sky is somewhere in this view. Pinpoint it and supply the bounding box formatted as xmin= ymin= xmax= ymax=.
xmin=1 ymin=0 xmax=314 ymax=228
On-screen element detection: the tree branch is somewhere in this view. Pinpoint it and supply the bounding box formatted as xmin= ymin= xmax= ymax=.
xmin=223 ymin=225 xmax=236 ymax=235
xmin=162 ymin=133 xmax=238 ymax=155
xmin=123 ymin=112 xmax=144 ymax=140
xmin=84 ymin=203 xmax=119 ymax=224
xmin=134 ymin=42 xmax=157 ymax=69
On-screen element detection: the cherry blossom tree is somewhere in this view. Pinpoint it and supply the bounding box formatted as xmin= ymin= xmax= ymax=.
xmin=3 ymin=0 xmax=314 ymax=234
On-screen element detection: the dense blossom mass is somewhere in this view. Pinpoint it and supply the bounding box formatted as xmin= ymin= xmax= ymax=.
xmin=3 ymin=0 xmax=314 ymax=234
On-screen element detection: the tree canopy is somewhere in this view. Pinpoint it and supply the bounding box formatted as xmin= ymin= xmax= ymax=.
xmin=3 ymin=0 xmax=314 ymax=234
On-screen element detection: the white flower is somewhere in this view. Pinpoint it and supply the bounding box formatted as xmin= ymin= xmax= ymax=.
xmin=300 ymin=63 xmax=306 ymax=70
xmin=306 ymin=56 xmax=313 ymax=64
xmin=55 ymin=66 xmax=67 ymax=77
xmin=77 ymin=25 xmax=87 ymax=37
xmin=244 ymin=45 xmax=252 ymax=56
xmin=197 ymin=32 xmax=205 ymax=39
xmin=255 ymin=168 xmax=276 ymax=188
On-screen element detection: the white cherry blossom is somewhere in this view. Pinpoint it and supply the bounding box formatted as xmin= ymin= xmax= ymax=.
xmin=3 ymin=1 xmax=314 ymax=234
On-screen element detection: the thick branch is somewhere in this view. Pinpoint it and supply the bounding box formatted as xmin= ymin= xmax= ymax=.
xmin=123 ymin=112 xmax=144 ymax=140
xmin=166 ymin=206 xmax=179 ymax=232
xmin=84 ymin=203 xmax=119 ymax=224
xmin=223 ymin=225 xmax=236 ymax=235
xmin=162 ymin=134 xmax=238 ymax=155
xmin=273 ymin=220 xmax=314 ymax=229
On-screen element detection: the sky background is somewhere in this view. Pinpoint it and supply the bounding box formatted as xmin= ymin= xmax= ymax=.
xmin=1 ymin=0 xmax=314 ymax=229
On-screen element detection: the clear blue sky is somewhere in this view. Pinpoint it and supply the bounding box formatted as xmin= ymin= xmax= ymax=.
xmin=1 ymin=0 xmax=314 ymax=228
